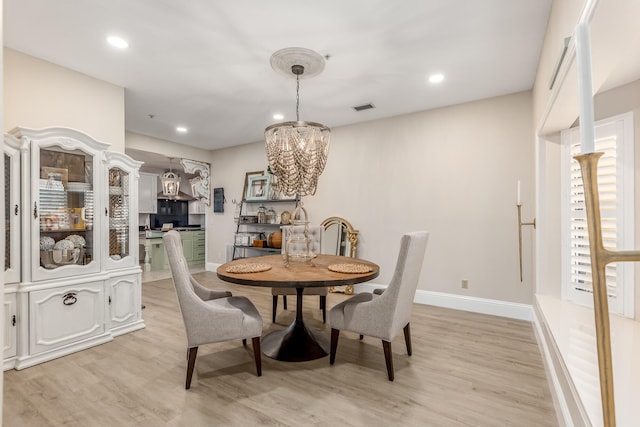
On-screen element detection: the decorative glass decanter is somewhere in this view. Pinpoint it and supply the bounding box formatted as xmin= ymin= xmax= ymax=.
xmin=283 ymin=203 xmax=316 ymax=267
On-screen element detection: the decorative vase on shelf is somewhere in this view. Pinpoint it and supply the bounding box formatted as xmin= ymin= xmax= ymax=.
xmin=257 ymin=205 xmax=267 ymax=224
xmin=266 ymin=207 xmax=277 ymax=224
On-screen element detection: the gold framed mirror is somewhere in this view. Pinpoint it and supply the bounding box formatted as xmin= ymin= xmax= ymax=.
xmin=321 ymin=216 xmax=358 ymax=294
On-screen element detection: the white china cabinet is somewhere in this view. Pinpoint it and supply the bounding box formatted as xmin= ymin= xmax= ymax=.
xmin=4 ymin=127 xmax=145 ymax=370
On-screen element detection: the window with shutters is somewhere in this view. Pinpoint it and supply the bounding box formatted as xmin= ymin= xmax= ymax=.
xmin=560 ymin=112 xmax=634 ymax=317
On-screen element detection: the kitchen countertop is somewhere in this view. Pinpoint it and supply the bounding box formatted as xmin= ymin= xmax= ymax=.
xmin=139 ymin=228 xmax=205 ymax=239
xmin=151 ymin=227 xmax=205 ymax=231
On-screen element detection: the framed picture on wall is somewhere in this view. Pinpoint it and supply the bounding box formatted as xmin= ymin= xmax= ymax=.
xmin=242 ymin=171 xmax=264 ymax=201
xmin=246 ymin=174 xmax=271 ymax=201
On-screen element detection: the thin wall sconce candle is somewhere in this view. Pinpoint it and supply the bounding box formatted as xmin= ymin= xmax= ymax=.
xmin=516 ymin=180 xmax=535 ymax=282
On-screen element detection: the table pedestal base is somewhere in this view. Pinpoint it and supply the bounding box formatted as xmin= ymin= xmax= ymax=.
xmin=261 ymin=288 xmax=329 ymax=362
xmin=262 ymin=320 xmax=329 ymax=362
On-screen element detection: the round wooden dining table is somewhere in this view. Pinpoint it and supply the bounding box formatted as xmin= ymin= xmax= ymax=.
xmin=217 ymin=254 xmax=379 ymax=362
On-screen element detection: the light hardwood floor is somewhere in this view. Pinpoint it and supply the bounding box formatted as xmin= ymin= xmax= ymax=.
xmin=4 ymin=273 xmax=558 ymax=426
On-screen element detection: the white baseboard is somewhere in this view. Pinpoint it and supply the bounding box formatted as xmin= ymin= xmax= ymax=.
xmin=357 ymin=282 xmax=533 ymax=321
xmin=207 ymin=262 xmax=220 ymax=272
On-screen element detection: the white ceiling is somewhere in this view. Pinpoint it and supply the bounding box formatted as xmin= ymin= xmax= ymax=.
xmin=4 ymin=0 xmax=552 ymax=156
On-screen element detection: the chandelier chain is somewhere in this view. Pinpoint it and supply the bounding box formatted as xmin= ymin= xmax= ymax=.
xmin=296 ymin=74 xmax=300 ymax=122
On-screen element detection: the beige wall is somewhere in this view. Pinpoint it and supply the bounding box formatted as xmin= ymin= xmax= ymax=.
xmin=125 ymin=131 xmax=214 ymax=163
xmin=208 ymin=91 xmax=536 ymax=305
xmin=206 ymin=141 xmax=273 ymax=260
xmin=3 ymin=48 xmax=125 ymax=150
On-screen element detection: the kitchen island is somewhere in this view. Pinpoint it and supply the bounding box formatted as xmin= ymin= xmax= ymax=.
xmin=140 ymin=228 xmax=205 ymax=271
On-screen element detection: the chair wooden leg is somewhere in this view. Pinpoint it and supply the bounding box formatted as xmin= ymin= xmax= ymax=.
xmin=252 ymin=337 xmax=262 ymax=377
xmin=382 ymin=340 xmax=394 ymax=381
xmin=403 ymin=323 xmax=412 ymax=356
xmin=283 ymin=295 xmax=287 ymax=310
xmin=330 ymin=328 xmax=340 ymax=365
xmin=320 ymin=295 xmax=326 ymax=323
xmin=272 ymin=296 xmax=277 ymax=323
xmin=186 ymin=347 xmax=198 ymax=389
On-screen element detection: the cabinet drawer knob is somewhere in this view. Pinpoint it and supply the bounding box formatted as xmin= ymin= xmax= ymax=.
xmin=33 ymin=202 xmax=38 ymax=219
xmin=15 ymin=204 xmax=19 ymax=216
xmin=62 ymin=292 xmax=78 ymax=306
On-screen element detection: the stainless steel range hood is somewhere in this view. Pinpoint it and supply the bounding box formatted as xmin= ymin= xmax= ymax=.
xmin=156 ymin=191 xmax=195 ymax=201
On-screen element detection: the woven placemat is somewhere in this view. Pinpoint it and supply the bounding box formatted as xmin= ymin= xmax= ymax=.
xmin=225 ymin=263 xmax=272 ymax=274
xmin=328 ymin=263 xmax=373 ymax=274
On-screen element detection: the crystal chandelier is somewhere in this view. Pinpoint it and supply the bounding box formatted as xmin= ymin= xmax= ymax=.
xmin=265 ymin=48 xmax=330 ymax=197
xmin=161 ymin=157 xmax=181 ymax=197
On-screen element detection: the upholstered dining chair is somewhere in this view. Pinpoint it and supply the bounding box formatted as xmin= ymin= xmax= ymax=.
xmin=163 ymin=230 xmax=263 ymax=389
xmin=271 ymin=225 xmax=326 ymax=323
xmin=329 ymin=231 xmax=429 ymax=381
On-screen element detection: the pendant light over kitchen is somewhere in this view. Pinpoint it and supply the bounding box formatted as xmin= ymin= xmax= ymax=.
xmin=161 ymin=157 xmax=181 ymax=197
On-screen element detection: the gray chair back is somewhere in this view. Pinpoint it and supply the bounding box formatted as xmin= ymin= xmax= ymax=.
xmin=281 ymin=225 xmax=323 ymax=255
xmin=165 ymin=230 xmax=256 ymax=346
xmin=164 ymin=230 xmax=205 ymax=346
xmin=376 ymin=231 xmax=429 ymax=338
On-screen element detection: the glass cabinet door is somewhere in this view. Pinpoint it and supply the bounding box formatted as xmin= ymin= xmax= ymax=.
xmin=33 ymin=141 xmax=102 ymax=281
xmin=104 ymin=152 xmax=142 ymax=270
xmin=4 ymin=135 xmax=22 ymax=284
xmin=108 ymin=168 xmax=130 ymax=260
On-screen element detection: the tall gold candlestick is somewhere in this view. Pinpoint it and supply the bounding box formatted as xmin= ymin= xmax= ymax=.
xmin=575 ymin=152 xmax=640 ymax=427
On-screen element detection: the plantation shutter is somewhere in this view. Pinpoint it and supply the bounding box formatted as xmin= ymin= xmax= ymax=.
xmin=568 ymin=135 xmax=618 ymax=298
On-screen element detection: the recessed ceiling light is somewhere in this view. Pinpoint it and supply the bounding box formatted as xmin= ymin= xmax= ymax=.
xmin=107 ymin=36 xmax=129 ymax=49
xmin=428 ymin=73 xmax=445 ymax=84
xmin=176 ymin=126 xmax=188 ymax=133
xmin=273 ymin=113 xmax=284 ymax=120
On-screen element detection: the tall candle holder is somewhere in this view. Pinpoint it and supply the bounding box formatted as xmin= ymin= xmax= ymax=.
xmin=575 ymin=152 xmax=640 ymax=427
xmin=517 ymin=204 xmax=536 ymax=282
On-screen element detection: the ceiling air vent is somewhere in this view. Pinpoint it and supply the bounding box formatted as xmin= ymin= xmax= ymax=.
xmin=353 ymin=103 xmax=375 ymax=112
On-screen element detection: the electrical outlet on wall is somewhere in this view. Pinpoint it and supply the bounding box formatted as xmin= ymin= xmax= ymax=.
xmin=461 ymin=279 xmax=469 ymax=289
